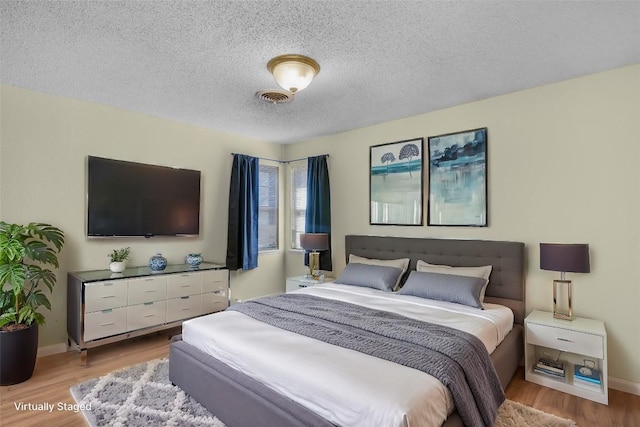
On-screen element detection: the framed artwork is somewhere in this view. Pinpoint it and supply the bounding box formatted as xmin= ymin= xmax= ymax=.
xmin=427 ymin=128 xmax=487 ymax=226
xmin=370 ymin=138 xmax=424 ymax=225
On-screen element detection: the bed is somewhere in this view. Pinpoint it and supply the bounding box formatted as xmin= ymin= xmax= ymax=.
xmin=169 ymin=235 xmax=525 ymax=427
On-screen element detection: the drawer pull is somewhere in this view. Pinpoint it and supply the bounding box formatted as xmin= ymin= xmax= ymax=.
xmin=103 ymin=283 xmax=114 ymax=286
xmin=101 ymin=309 xmax=113 ymax=313
xmin=145 ymin=290 xmax=157 ymax=293
xmin=213 ymin=290 xmax=222 ymax=294
xmin=144 ymin=278 xmax=155 ymax=281
xmin=181 ymin=296 xmax=189 ymax=300
xmin=101 ymin=295 xmax=115 ymax=299
xmin=180 ymin=307 xmax=191 ymax=311
xmin=100 ymin=322 xmax=115 ymax=326
xmin=557 ymin=337 xmax=574 ymax=343
xmin=180 ymin=274 xmax=191 ymax=277
xmin=144 ymin=302 xmax=154 ymax=306
xmin=180 ymin=285 xmax=191 ymax=288
xmin=143 ymin=314 xmax=155 ymax=318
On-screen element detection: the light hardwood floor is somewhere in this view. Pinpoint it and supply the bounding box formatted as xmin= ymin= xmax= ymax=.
xmin=1 ymin=330 xmax=638 ymax=427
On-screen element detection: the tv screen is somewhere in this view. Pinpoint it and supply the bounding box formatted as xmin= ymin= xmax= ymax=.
xmin=87 ymin=156 xmax=201 ymax=237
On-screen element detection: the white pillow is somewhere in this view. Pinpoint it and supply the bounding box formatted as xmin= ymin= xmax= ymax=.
xmin=349 ymin=254 xmax=410 ymax=290
xmin=416 ymin=260 xmax=492 ymax=301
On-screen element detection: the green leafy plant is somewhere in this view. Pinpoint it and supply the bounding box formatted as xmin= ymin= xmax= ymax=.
xmin=108 ymin=247 xmax=131 ymax=263
xmin=0 ymin=222 xmax=65 ymax=330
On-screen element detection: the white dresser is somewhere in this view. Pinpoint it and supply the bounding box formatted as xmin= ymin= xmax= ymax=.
xmin=68 ymin=263 xmax=228 ymax=365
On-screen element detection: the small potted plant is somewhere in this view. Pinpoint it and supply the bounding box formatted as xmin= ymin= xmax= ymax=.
xmin=108 ymin=247 xmax=131 ymax=273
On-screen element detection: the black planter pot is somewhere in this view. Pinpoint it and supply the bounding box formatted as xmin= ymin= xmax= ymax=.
xmin=0 ymin=322 xmax=38 ymax=385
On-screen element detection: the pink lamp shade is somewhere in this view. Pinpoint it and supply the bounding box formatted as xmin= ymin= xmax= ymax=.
xmin=300 ymin=233 xmax=329 ymax=251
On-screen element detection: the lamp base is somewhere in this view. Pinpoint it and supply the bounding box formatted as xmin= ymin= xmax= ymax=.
xmin=553 ymin=279 xmax=573 ymax=320
xmin=308 ymin=251 xmax=321 ymax=280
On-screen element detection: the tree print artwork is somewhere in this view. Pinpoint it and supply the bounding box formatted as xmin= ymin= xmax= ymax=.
xmin=399 ymin=143 xmax=420 ymax=177
xmin=380 ymin=152 xmax=395 ymax=174
xmin=369 ymin=138 xmax=423 ymax=225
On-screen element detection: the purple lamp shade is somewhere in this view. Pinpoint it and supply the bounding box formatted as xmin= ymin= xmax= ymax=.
xmin=539 ymin=243 xmax=590 ymax=273
xmin=300 ymin=233 xmax=329 ymax=251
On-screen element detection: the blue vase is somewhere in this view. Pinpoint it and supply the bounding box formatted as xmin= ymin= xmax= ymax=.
xmin=185 ymin=253 xmax=203 ymax=268
xmin=149 ymin=253 xmax=167 ymax=271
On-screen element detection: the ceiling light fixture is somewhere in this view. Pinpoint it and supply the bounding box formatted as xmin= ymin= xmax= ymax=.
xmin=267 ymin=54 xmax=320 ymax=94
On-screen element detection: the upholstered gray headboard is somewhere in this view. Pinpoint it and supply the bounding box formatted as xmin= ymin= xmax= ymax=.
xmin=344 ymin=235 xmax=526 ymax=325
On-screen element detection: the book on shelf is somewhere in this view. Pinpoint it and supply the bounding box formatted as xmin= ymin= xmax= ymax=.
xmin=536 ymin=358 xmax=564 ymax=374
xmin=538 ymin=357 xmax=564 ymax=371
xmin=534 ymin=366 xmax=565 ymax=378
xmin=574 ymin=377 xmax=602 ymax=391
xmin=535 ymin=365 xmax=565 ymax=377
xmin=574 ymin=364 xmax=601 ymax=384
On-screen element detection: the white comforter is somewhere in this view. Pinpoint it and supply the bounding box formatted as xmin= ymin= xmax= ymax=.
xmin=182 ymin=283 xmax=513 ymax=427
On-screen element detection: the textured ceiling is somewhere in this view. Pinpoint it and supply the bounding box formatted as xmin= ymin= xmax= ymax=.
xmin=2 ymin=1 xmax=639 ymax=144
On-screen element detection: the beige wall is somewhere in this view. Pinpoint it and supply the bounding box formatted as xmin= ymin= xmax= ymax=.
xmin=284 ymin=65 xmax=640 ymax=384
xmin=2 ymin=65 xmax=639 ymax=384
xmin=0 ymin=86 xmax=286 ymax=348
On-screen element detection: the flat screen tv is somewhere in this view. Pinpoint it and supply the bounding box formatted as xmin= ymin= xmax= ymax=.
xmin=87 ymin=156 xmax=201 ymax=237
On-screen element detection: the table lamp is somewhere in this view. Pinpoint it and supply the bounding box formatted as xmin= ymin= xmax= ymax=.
xmin=539 ymin=243 xmax=590 ymax=320
xmin=300 ymin=233 xmax=329 ymax=280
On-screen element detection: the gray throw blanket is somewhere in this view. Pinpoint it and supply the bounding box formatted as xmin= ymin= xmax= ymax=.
xmin=229 ymin=293 xmax=504 ymax=427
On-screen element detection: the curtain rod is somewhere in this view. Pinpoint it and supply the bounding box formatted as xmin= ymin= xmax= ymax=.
xmin=230 ymin=153 xmax=330 ymax=164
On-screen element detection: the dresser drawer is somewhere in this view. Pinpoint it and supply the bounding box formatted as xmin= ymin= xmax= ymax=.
xmin=202 ymin=293 xmax=228 ymax=314
xmin=167 ymin=295 xmax=202 ymax=323
xmin=527 ymin=322 xmax=604 ymax=359
xmin=127 ymin=301 xmax=166 ymax=331
xmin=85 ymin=280 xmax=128 ymax=312
xmin=84 ymin=307 xmax=127 ymax=342
xmin=128 ymin=276 xmax=167 ymax=305
xmin=202 ymin=270 xmax=228 ymax=293
xmin=167 ymin=272 xmax=202 ymax=298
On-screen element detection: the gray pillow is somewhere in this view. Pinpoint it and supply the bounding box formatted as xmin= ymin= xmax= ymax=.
xmin=334 ymin=263 xmax=403 ymax=292
xmin=397 ymin=271 xmax=485 ymax=309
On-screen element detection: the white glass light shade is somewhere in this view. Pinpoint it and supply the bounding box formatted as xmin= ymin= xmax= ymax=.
xmin=267 ymin=55 xmax=320 ymax=94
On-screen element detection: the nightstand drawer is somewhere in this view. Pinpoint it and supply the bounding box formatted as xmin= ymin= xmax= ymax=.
xmin=286 ymin=277 xmax=334 ymax=292
xmin=527 ymin=323 xmax=604 ymax=359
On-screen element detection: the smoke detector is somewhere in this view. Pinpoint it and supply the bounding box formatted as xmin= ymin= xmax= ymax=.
xmin=256 ymin=89 xmax=293 ymax=104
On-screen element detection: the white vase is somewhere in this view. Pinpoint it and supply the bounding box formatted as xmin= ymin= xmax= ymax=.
xmin=109 ymin=261 xmax=125 ymax=273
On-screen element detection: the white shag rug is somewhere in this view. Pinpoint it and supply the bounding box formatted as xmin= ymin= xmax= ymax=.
xmin=71 ymin=358 xmax=577 ymax=427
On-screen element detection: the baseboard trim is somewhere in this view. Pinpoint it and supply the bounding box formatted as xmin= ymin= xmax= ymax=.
xmin=609 ymin=376 xmax=640 ymax=396
xmin=37 ymin=342 xmax=68 ymax=358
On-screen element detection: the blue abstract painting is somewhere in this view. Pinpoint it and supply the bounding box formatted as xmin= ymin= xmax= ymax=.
xmin=370 ymin=138 xmax=423 ymax=225
xmin=428 ymin=128 xmax=487 ymax=226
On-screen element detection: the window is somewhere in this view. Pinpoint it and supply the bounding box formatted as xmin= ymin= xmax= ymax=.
xmin=291 ymin=163 xmax=307 ymax=249
xmin=258 ymin=163 xmax=278 ymax=251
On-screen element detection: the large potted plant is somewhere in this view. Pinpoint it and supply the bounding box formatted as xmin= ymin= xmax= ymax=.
xmin=0 ymin=221 xmax=64 ymax=385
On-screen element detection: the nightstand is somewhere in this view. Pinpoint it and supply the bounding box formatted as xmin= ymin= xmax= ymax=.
xmin=524 ymin=309 xmax=608 ymax=404
xmin=285 ymin=276 xmax=334 ymax=292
